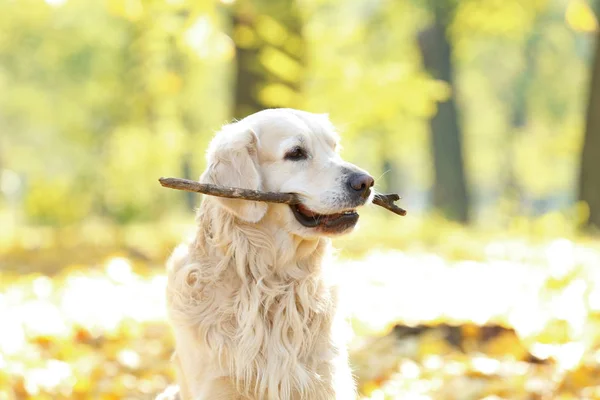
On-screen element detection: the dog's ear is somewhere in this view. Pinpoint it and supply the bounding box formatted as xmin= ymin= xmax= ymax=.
xmin=200 ymin=123 xmax=268 ymax=223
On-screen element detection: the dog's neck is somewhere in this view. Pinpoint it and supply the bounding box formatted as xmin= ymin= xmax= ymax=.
xmin=182 ymin=199 xmax=340 ymax=399
xmin=194 ymin=199 xmax=330 ymax=279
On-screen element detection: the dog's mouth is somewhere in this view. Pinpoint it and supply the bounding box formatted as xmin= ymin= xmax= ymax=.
xmin=290 ymin=203 xmax=359 ymax=233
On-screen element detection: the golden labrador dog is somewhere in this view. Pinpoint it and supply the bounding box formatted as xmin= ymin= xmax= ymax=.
xmin=162 ymin=109 xmax=374 ymax=400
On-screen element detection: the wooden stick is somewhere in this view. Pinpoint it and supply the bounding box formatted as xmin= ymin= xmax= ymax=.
xmin=159 ymin=177 xmax=406 ymax=216
xmin=371 ymin=193 xmax=407 ymax=216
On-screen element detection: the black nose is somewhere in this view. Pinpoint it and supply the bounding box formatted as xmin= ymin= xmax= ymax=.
xmin=348 ymin=173 xmax=375 ymax=196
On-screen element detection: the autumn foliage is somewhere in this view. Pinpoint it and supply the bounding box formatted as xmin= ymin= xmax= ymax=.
xmin=3 ymin=236 xmax=600 ymax=399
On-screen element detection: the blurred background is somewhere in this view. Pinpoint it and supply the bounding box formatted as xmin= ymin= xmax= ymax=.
xmin=2 ymin=0 xmax=600 ymax=398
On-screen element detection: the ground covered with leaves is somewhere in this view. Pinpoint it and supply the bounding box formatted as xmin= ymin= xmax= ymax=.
xmin=3 ymin=238 xmax=600 ymax=399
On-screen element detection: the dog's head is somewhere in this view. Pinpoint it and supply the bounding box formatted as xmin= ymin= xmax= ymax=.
xmin=201 ymin=108 xmax=374 ymax=237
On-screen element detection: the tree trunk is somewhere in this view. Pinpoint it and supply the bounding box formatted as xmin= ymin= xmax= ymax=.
xmin=505 ymin=26 xmax=540 ymax=212
xmin=231 ymin=10 xmax=263 ymax=120
xmin=418 ymin=8 xmax=469 ymax=223
xmin=230 ymin=0 xmax=305 ymax=120
xmin=376 ymin=130 xmax=401 ymax=194
xmin=578 ymin=29 xmax=600 ymax=230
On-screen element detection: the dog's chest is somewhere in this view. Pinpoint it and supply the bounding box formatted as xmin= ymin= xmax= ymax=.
xmin=224 ymin=274 xmax=338 ymax=368
xmin=228 ymin=276 xmax=342 ymax=398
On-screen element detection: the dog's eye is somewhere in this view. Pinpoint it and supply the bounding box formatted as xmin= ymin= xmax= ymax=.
xmin=284 ymin=147 xmax=308 ymax=161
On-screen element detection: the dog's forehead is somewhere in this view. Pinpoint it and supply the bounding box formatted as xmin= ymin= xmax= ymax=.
xmin=250 ymin=110 xmax=339 ymax=150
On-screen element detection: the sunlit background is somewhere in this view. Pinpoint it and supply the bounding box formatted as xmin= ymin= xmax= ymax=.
xmin=2 ymin=0 xmax=600 ymax=398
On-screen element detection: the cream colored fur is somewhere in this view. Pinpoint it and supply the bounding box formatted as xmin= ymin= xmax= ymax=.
xmin=163 ymin=109 xmax=369 ymax=400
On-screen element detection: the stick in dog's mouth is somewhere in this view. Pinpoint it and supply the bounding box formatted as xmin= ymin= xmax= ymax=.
xmin=158 ymin=177 xmax=407 ymax=217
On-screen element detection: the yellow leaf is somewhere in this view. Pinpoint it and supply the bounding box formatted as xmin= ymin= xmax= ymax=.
xmin=255 ymin=15 xmax=288 ymax=47
xmin=484 ymin=331 xmax=529 ymax=360
xmin=566 ymin=0 xmax=598 ymax=33
xmin=234 ymin=25 xmax=258 ymax=49
xmin=259 ymin=47 xmax=302 ymax=84
xmin=105 ymin=0 xmax=144 ymax=21
xmin=536 ymin=319 xmax=573 ymax=344
xmin=417 ymin=330 xmax=455 ymax=358
xmin=361 ymin=380 xmax=381 ymax=396
xmin=257 ymin=83 xmax=300 ymax=108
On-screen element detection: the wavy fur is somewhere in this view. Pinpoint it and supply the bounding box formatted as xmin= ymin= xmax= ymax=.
xmin=163 ymin=109 xmax=360 ymax=400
